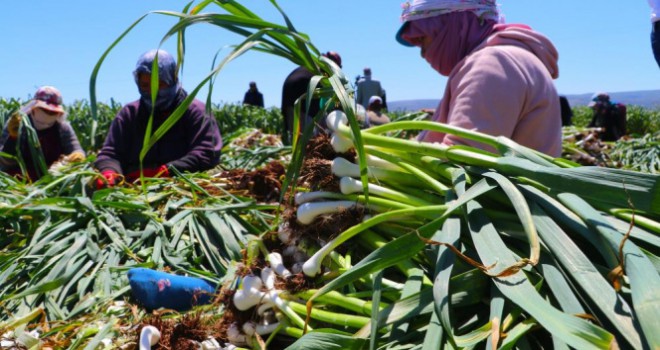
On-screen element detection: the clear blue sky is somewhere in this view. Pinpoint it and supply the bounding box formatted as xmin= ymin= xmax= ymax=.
xmin=1 ymin=1 xmax=657 ymax=108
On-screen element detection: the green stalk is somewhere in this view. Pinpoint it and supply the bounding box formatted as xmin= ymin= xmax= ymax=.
xmin=340 ymin=177 xmax=433 ymax=207
xmin=408 ymin=154 xmax=457 ymax=183
xmin=302 ymin=205 xmax=447 ymax=277
xmin=346 ymin=289 xmax=401 ymax=300
xmin=295 ymin=196 xmax=413 ymax=225
xmin=350 ymin=195 xmax=416 ymax=211
xmin=264 ymin=322 xmax=287 ymax=347
xmin=496 ymin=157 xmax=660 ymax=214
xmin=365 ymin=120 xmax=560 ymax=166
xmin=282 ymin=326 xmax=304 ymax=339
xmin=607 ymin=209 xmax=660 ymax=234
xmin=331 ymin=157 xmax=421 ymax=187
xmin=295 ymin=289 xmax=381 ymax=316
xmin=365 ymin=147 xmax=449 ymax=195
xmin=358 ymin=230 xmax=433 ymax=287
xmin=22 ymin=119 xmax=49 ymax=179
xmin=364 ymin=120 xmax=500 ymax=150
xmin=270 ymin=291 xmax=310 ymax=331
xmin=286 ymin=298 xmax=371 ymax=328
xmin=327 ymin=114 xmax=450 ymax=160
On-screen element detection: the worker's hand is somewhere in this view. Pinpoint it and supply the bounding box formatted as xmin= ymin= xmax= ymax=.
xmin=126 ymin=165 xmax=170 ymax=182
xmin=64 ymin=151 xmax=85 ymax=163
xmin=96 ymin=170 xmax=122 ymax=189
xmin=7 ymin=112 xmax=22 ymax=139
xmin=49 ymin=152 xmax=85 ymax=175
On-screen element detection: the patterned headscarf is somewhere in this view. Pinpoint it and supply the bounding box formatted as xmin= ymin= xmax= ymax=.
xmin=400 ymin=0 xmax=501 ymax=23
xmin=396 ymin=0 xmax=502 ymax=47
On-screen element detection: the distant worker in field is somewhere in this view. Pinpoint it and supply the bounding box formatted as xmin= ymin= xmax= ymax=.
xmin=587 ymin=92 xmax=627 ymax=142
xmin=243 ymin=81 xmax=264 ymax=108
xmin=396 ymin=0 xmax=562 ymax=156
xmin=356 ymin=68 xmax=385 ymax=110
xmin=0 ymin=86 xmax=85 ymax=181
xmin=358 ymin=96 xmax=391 ymax=128
xmin=95 ymin=49 xmax=222 ymax=188
xmin=281 ymin=51 xmax=342 ymax=145
xmin=559 ymin=96 xmax=573 ymax=126
xmin=650 ymin=0 xmax=660 ymax=68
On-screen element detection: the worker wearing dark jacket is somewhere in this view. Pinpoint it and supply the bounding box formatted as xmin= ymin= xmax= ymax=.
xmin=95 ymin=49 xmax=222 ymax=187
xmin=280 ymin=51 xmax=342 ymax=145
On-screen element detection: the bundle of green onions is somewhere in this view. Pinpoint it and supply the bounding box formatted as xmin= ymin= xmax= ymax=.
xmin=222 ymin=109 xmax=659 ymax=349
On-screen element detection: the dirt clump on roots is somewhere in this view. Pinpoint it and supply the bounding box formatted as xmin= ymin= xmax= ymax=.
xmin=304 ymin=133 xmax=356 ymax=162
xmin=298 ymin=158 xmax=339 ymax=192
xmin=282 ymin=204 xmax=366 ymax=248
xmin=275 ymin=271 xmax=316 ymax=294
xmin=214 ymin=288 xmax=255 ymax=343
xmin=138 ymin=313 xmax=211 ymax=350
xmin=221 ymin=160 xmax=286 ymax=202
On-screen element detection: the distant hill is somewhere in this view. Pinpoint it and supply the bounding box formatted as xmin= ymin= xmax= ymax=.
xmin=388 ymin=99 xmax=439 ymax=112
xmin=564 ymin=90 xmax=660 ymax=109
xmin=389 ymin=89 xmax=660 ymax=112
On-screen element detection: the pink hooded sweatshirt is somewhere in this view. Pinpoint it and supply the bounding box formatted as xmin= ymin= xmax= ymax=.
xmin=418 ymin=25 xmax=563 ymax=157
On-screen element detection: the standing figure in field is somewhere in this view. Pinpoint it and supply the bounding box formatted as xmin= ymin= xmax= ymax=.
xmin=95 ymin=49 xmax=222 ymax=188
xmin=0 ymin=86 xmax=85 ymax=181
xmin=396 ymin=0 xmax=562 ymax=156
xmin=243 ymin=81 xmax=264 ymax=108
xmin=650 ymin=0 xmax=660 ymax=68
xmin=356 ymin=68 xmax=385 ymax=110
xmin=587 ymin=92 xmax=627 ymax=142
xmin=280 ymin=51 xmax=342 ymax=145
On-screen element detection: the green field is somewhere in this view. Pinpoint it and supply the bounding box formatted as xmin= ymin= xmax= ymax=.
xmin=1 ymin=1 xmax=659 ymax=349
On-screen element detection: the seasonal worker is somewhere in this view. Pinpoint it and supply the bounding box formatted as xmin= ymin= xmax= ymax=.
xmin=0 ymin=86 xmax=85 ymax=181
xmin=95 ymin=49 xmax=222 ymax=188
xmin=396 ymin=0 xmax=562 ymax=156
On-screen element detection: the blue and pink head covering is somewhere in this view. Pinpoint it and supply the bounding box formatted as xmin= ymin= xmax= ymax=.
xmin=396 ymin=0 xmax=502 ymax=46
xmin=133 ymin=49 xmax=181 ymax=111
xmin=133 ymin=49 xmax=178 ymax=86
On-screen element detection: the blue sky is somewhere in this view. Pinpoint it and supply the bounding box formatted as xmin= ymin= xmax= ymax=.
xmin=1 ymin=1 xmax=657 ymax=108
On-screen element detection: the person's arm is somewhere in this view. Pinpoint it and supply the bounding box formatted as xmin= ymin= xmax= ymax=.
xmin=587 ymin=112 xmax=597 ymax=128
xmin=166 ymin=102 xmax=222 ymax=172
xmin=95 ymin=109 xmax=129 ymax=174
xmin=257 ymin=93 xmax=264 ymax=108
xmin=356 ymin=83 xmax=364 ymax=107
xmin=59 ymin=122 xmax=85 ymax=157
xmin=617 ymin=105 xmax=627 ymax=137
xmin=0 ymin=127 xmax=18 ymax=170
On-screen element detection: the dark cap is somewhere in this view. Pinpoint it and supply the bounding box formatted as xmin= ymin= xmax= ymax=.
xmin=588 ymin=92 xmax=610 ymax=107
xmin=323 ymin=51 xmax=342 ymax=68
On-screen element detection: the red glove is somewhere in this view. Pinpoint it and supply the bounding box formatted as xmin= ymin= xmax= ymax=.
xmin=96 ymin=170 xmax=122 ymax=189
xmin=126 ymin=165 xmax=170 ymax=182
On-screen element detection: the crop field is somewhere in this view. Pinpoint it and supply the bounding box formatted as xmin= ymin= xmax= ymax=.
xmin=1 ymin=1 xmax=659 ymax=350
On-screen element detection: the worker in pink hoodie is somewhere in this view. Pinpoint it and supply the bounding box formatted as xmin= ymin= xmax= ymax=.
xmin=396 ymin=0 xmax=562 ymax=157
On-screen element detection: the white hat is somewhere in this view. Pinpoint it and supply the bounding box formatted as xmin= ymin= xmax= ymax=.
xmin=368 ymin=96 xmax=382 ymax=105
